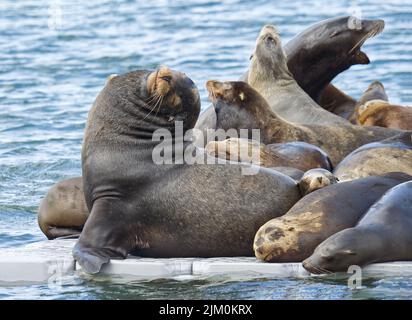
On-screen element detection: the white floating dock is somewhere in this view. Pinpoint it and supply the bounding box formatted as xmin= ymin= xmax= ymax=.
xmin=1 ymin=239 xmax=412 ymax=284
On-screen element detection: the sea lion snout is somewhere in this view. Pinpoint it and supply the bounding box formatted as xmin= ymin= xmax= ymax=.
xmin=298 ymin=168 xmax=338 ymax=196
xmin=259 ymin=25 xmax=278 ymax=38
xmin=206 ymin=80 xmax=233 ymax=102
xmin=147 ymin=65 xmax=173 ymax=97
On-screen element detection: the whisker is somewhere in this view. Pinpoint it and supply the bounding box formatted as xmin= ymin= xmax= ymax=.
xmin=142 ymin=95 xmax=162 ymax=121
xmin=146 ymin=92 xmax=160 ymax=106
xmin=154 ymin=95 xmax=164 ymax=119
xmin=348 ymin=29 xmax=374 ymax=54
xmin=317 ymin=266 xmax=333 ymax=275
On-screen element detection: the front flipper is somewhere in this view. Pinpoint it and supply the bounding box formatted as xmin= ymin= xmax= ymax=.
xmin=73 ymin=244 xmax=118 ymax=274
xmin=72 ymin=198 xmax=135 ymax=274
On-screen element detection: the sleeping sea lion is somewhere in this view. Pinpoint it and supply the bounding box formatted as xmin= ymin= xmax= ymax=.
xmin=205 ymin=138 xmax=332 ymax=172
xmin=254 ymin=173 xmax=412 ymax=263
xmin=303 ymin=180 xmax=412 ymax=273
xmin=334 ymin=132 xmax=412 ymax=181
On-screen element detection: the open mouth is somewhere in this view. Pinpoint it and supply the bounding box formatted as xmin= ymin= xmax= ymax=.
xmin=349 ymin=20 xmax=385 ymax=65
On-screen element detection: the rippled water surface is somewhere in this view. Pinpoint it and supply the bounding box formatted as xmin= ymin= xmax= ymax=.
xmin=0 ymin=0 xmax=411 ymax=299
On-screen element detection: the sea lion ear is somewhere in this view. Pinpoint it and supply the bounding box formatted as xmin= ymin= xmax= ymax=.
xmin=106 ymin=74 xmax=118 ymax=83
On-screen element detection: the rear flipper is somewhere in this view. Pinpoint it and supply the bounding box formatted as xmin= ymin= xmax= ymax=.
xmin=47 ymin=227 xmax=82 ymax=240
xmin=72 ymin=198 xmax=136 ymax=274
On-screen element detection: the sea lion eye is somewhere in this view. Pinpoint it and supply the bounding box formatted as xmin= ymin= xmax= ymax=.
xmin=267 ymin=36 xmax=276 ymax=43
xmin=160 ymin=76 xmax=172 ymax=83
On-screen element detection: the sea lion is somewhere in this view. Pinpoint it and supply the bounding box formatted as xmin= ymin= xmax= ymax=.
xmin=298 ymin=168 xmax=338 ymax=196
xmin=303 ymin=180 xmax=412 ymax=273
xmin=74 ymin=66 xmax=301 ymax=274
xmin=334 ymin=132 xmax=412 ymax=181
xmin=38 ymin=177 xmax=88 ymax=239
xmin=254 ymin=172 xmax=412 ymax=263
xmin=205 ymin=138 xmax=332 ymax=172
xmin=248 ymin=25 xmax=349 ymax=125
xmin=356 ymin=102 xmax=412 ymax=130
xmin=195 ymin=17 xmax=384 ymax=134
xmin=284 ymin=16 xmax=384 ymax=103
xmin=349 ymin=80 xmax=389 ymax=124
xmin=206 ymin=80 xmax=405 ymax=165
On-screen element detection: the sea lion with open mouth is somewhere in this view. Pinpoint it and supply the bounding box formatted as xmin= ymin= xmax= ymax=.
xmin=284 ymin=16 xmax=384 ymax=104
xmin=73 ymin=66 xmax=301 ymax=274
xmin=195 ymin=17 xmax=384 ymax=133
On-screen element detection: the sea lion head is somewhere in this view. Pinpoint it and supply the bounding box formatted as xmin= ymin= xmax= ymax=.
xmin=206 ymin=80 xmax=272 ymax=138
xmin=284 ymin=16 xmax=384 ymax=100
xmin=145 ymin=66 xmax=201 ymax=129
xmin=362 ymin=80 xmax=386 ymax=96
xmin=350 ymin=81 xmax=388 ymax=124
xmin=87 ymin=66 xmax=200 ymax=143
xmin=248 ymin=25 xmax=292 ymax=85
xmin=205 ymin=138 xmax=262 ymax=164
xmin=302 ymin=228 xmax=372 ymax=274
xmin=298 ymin=168 xmax=339 ymax=196
xmin=287 ymin=16 xmax=384 ymax=73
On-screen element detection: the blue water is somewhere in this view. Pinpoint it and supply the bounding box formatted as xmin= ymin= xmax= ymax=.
xmin=0 ymin=0 xmax=411 ymax=299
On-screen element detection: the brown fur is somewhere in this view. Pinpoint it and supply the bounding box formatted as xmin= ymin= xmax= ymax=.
xmin=349 ymin=80 xmax=388 ymax=124
xmin=358 ymin=102 xmax=412 ymax=130
xmin=207 ymin=80 xmax=408 ymax=166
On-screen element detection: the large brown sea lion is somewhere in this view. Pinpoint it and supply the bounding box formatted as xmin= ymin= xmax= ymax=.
xmin=206 ymin=79 xmax=405 ymax=165
xmin=303 ymin=180 xmax=412 ymax=273
xmin=73 ymin=66 xmax=301 ymax=274
xmin=254 ymin=173 xmax=412 ymax=263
